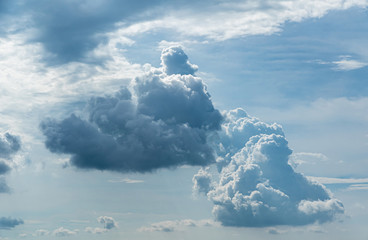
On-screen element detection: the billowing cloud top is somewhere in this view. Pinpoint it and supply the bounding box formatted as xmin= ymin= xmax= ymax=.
xmin=194 ymin=109 xmax=344 ymax=227
xmin=161 ymin=47 xmax=198 ymax=75
xmin=41 ymin=46 xmax=222 ymax=173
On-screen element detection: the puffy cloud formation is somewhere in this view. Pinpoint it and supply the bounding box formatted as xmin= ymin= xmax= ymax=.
xmin=216 ymin=108 xmax=283 ymax=170
xmin=52 ymin=227 xmax=79 ymax=237
xmin=86 ymin=216 xmax=117 ymax=234
xmin=161 ymin=47 xmax=198 ymax=75
xmin=195 ymin=109 xmax=344 ymax=227
xmin=192 ymin=168 xmax=213 ymax=195
xmin=41 ymin=46 xmax=222 ymax=173
xmin=0 ymin=217 xmax=24 ymax=229
xmin=97 ymin=216 xmax=117 ymax=230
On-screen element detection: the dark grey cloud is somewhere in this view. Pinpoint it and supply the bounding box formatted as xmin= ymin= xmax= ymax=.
xmin=0 ymin=132 xmax=21 ymax=159
xmin=202 ymin=109 xmax=344 ymax=227
xmin=0 ymin=217 xmax=24 ymax=229
xmin=23 ymin=0 xmax=167 ymax=64
xmin=41 ymin=47 xmax=222 ymax=173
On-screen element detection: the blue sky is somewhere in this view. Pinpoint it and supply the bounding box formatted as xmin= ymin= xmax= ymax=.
xmin=1 ymin=1 xmax=368 ymax=239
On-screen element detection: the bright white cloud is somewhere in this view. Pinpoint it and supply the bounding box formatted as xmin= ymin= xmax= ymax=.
xmin=332 ymin=56 xmax=368 ymax=71
xmin=117 ymin=0 xmax=368 ymax=41
xmin=197 ymin=109 xmax=344 ymax=227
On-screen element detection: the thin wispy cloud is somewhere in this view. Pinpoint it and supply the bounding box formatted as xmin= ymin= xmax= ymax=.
xmin=108 ymin=178 xmax=144 ymax=184
xmin=332 ymin=56 xmax=368 ymax=71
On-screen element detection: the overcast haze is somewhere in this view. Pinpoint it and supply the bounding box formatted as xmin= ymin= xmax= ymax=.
xmin=1 ymin=1 xmax=368 ymax=239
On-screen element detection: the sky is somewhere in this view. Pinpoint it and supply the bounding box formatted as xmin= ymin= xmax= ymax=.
xmin=1 ymin=0 xmax=368 ymax=239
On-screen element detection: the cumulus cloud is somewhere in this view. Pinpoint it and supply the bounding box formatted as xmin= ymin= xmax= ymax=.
xmin=97 ymin=216 xmax=117 ymax=230
xmin=0 ymin=217 xmax=24 ymax=229
xmin=138 ymin=219 xmax=214 ymax=232
xmin=86 ymin=216 xmax=117 ymax=234
xmin=52 ymin=227 xmax=79 ymax=237
xmin=197 ymin=109 xmax=344 ymax=227
xmin=41 ymin=46 xmax=222 ymax=173
xmin=161 ymin=46 xmax=198 ymax=75
xmin=192 ymin=168 xmax=213 ymax=195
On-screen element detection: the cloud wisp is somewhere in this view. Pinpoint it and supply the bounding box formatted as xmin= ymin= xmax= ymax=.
xmin=0 ymin=132 xmax=21 ymax=193
xmin=41 ymin=46 xmax=222 ymax=173
xmin=138 ymin=219 xmax=214 ymax=232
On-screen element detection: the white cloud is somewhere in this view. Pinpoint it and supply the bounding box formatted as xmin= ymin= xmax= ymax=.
xmin=332 ymin=56 xmax=368 ymax=71
xmin=108 ymin=178 xmax=144 ymax=183
xmin=138 ymin=219 xmax=215 ymax=232
xmin=33 ymin=229 xmax=50 ymax=236
xmin=85 ymin=216 xmax=118 ymax=234
xmin=85 ymin=227 xmax=107 ymax=234
xmin=313 ymin=56 xmax=368 ymax=71
xmin=308 ymin=177 xmax=368 ymax=184
xmin=117 ymin=0 xmax=368 ymax=41
xmin=52 ymin=227 xmax=79 ymax=237
xmin=202 ymin=109 xmax=344 ymax=227
xmin=97 ymin=216 xmax=117 ymax=230
xmin=347 ymin=184 xmax=368 ymax=191
xmin=289 ymin=152 xmax=328 ymax=167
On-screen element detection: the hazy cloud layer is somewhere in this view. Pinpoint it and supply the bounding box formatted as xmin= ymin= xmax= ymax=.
xmin=138 ymin=219 xmax=214 ymax=232
xmin=41 ymin=46 xmax=222 ymax=173
xmin=195 ymin=109 xmax=344 ymax=227
xmin=0 ymin=217 xmax=24 ymax=229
